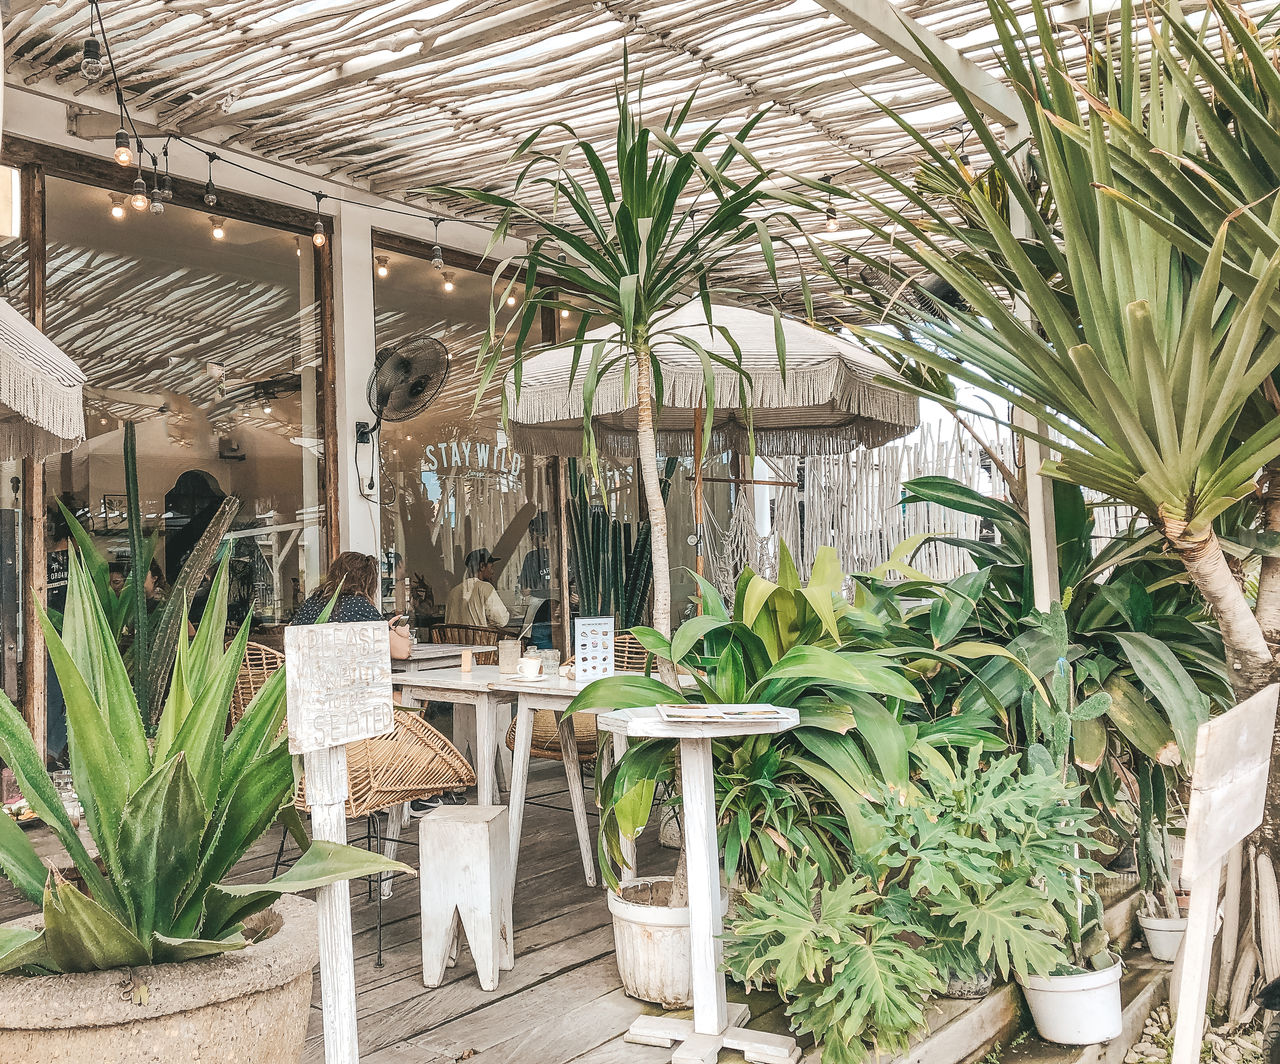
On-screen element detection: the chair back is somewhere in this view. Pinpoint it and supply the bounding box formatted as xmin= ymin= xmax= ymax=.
xmin=431 ymin=623 xmax=501 ymax=665
xmin=230 ymin=642 xmax=286 ymax=728
xmin=613 ymin=631 xmax=651 ymax=671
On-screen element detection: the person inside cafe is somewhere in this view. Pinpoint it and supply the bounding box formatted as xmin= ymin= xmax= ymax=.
xmin=290 ymin=550 xmax=412 ymax=660
xmin=444 ymin=548 xmax=509 ymax=629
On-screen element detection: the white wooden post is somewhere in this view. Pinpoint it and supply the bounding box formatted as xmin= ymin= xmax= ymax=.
xmin=1170 ymin=685 xmax=1277 ymax=1064
xmin=286 ymin=621 xmax=397 ymax=1064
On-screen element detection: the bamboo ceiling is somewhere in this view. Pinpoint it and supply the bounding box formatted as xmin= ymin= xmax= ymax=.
xmin=6 ymin=1 xmax=1274 ymax=321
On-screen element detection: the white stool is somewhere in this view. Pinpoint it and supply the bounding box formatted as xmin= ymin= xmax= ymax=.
xmin=419 ymin=805 xmax=514 ymax=992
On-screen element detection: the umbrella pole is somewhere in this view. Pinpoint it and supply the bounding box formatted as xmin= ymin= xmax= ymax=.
xmin=694 ymin=404 xmax=704 ymax=616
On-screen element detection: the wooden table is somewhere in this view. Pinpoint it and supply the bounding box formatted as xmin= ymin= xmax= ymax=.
xmin=391 ymin=665 xmax=512 ymax=806
xmin=597 ymin=706 xmax=801 ymax=1064
xmin=489 ymin=672 xmax=612 ymax=891
xmin=393 ymin=642 xmax=471 ymax=671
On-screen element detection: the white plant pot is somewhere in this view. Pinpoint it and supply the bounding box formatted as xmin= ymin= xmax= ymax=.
xmin=1017 ymin=958 xmax=1123 ymax=1045
xmin=1138 ymin=912 xmax=1188 ymax=962
xmin=608 ymin=876 xmax=727 ymax=1010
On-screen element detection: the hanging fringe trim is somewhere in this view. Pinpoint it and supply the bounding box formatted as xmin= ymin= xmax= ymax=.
xmin=506 ymin=356 xmax=918 ymax=434
xmin=0 ymin=296 xmax=86 ymax=458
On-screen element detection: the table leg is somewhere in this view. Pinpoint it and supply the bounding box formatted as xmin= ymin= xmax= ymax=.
xmin=496 ymin=701 xmax=514 ymax=792
xmin=453 ymin=703 xmax=478 ymax=775
xmin=680 ymin=737 xmax=727 ymax=1036
xmin=612 ymin=730 xmax=636 ymax=877
xmin=380 ymin=802 xmax=410 ymax=901
xmin=474 ymin=694 xmax=497 ymax=807
xmin=555 ymin=709 xmax=597 ymax=888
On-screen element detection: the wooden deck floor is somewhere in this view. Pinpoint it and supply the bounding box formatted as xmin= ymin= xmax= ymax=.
xmin=0 ymin=759 xmax=797 ymax=1064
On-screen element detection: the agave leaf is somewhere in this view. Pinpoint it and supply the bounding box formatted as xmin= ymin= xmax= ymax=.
xmin=149 ymin=930 xmax=246 ymax=964
xmin=44 ymin=879 xmax=150 ymax=973
xmin=0 ymin=692 xmax=115 ymax=912
xmin=116 ymin=754 xmax=209 ymax=943
xmin=219 ymin=839 xmax=413 ymax=896
xmin=0 ymin=802 xmax=49 ymax=906
xmin=0 ymin=927 xmax=49 ymax=974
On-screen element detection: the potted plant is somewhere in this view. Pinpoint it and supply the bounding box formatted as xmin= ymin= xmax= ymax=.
xmin=1134 ymin=763 xmax=1188 ymax=961
xmin=572 ymin=547 xmax=1011 ymax=1006
xmin=0 ymin=547 xmax=406 ymax=1063
xmin=722 ymin=749 xmax=1109 ymax=1061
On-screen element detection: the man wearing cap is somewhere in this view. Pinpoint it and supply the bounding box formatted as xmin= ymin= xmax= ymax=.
xmin=445 ymin=548 xmax=510 ymax=628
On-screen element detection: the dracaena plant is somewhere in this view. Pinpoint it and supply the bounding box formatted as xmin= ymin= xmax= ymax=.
xmin=0 ymin=546 xmax=404 ymax=975
xmin=419 ymin=67 xmax=808 ymax=682
xmin=825 ymin=0 xmax=1280 ymax=706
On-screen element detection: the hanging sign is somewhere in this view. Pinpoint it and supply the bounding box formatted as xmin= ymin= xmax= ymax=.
xmin=285 ymin=621 xmax=394 ymax=1064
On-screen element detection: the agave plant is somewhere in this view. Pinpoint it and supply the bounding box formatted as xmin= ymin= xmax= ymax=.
xmin=420 ymin=70 xmax=807 ymax=676
xmin=0 ymin=546 xmax=404 ymax=974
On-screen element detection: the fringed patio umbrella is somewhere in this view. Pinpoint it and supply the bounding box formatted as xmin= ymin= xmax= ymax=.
xmin=504 ymin=301 xmax=918 ymax=592
xmin=0 ymin=296 xmax=85 ymax=461
xmin=505 ymin=302 xmax=918 ymax=459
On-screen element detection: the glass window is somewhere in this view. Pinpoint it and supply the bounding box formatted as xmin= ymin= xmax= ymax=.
xmin=41 ymin=175 xmax=327 ymax=641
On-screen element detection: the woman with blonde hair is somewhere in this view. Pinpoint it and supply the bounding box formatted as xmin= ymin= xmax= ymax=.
xmin=290 ymin=551 xmax=412 ymax=660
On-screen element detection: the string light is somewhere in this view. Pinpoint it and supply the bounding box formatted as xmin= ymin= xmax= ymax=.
xmin=375 ymin=254 xmax=390 ymax=278
xmin=560 ymin=308 xmax=570 ymax=319
xmin=81 ymin=37 xmax=104 ymax=81
xmin=262 ymin=402 xmax=273 ymax=415
xmin=311 ymin=192 xmax=327 ymax=248
xmin=129 ymin=173 xmax=149 ymax=211
xmin=821 ymin=175 xmax=837 ymax=232
xmin=108 ymin=192 xmax=126 ymax=220
xmin=506 ymin=294 xmax=516 ymax=306
xmin=159 ymin=144 xmax=173 ymax=201
xmin=443 ymin=270 xmax=455 ymax=293
xmin=113 ymin=129 xmax=132 ymax=166
xmin=431 ymin=219 xmax=444 ymax=269
xmin=148 ymin=158 xmax=165 ymax=215
xmin=209 ymin=215 xmax=226 ymax=240
xmin=203 ymin=152 xmax=219 ymax=207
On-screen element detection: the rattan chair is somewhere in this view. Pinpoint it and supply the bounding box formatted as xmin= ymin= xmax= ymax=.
xmin=431 ymin=623 xmax=501 ymax=665
xmin=613 ymin=630 xmax=652 ymax=671
xmin=230 ymin=642 xmax=285 ymax=729
xmin=296 ymin=709 xmax=476 ymax=818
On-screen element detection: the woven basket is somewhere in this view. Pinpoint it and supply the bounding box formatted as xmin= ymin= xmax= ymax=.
xmin=506 ymin=710 xmax=599 ymax=764
xmin=297 ymin=710 xmax=476 ymax=818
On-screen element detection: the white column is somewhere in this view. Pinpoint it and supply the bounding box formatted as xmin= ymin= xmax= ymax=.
xmin=331 ymin=200 xmax=380 ymax=557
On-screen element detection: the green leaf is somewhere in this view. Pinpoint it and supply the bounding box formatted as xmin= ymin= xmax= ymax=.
xmin=1113 ymin=632 xmax=1208 ymax=767
xmin=220 ymin=839 xmax=412 ymax=895
xmin=44 ymin=880 xmax=150 ymax=973
xmin=0 ymin=805 xmax=49 ymax=906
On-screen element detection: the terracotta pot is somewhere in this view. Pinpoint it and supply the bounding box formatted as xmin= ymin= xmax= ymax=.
xmin=0 ymin=895 xmax=317 ymax=1064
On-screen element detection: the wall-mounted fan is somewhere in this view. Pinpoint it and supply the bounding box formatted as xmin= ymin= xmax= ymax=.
xmin=356 ymin=334 xmax=449 ymax=492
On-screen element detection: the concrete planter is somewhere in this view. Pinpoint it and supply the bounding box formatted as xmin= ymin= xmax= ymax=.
xmin=0 ymin=894 xmax=317 ymax=1064
xmin=609 ymin=875 xmax=727 ymax=1010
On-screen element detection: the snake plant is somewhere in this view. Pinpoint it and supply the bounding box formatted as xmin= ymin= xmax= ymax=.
xmin=0 ymin=546 xmax=406 ymax=974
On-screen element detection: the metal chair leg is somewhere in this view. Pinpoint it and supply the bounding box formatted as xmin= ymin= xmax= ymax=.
xmin=370 ymin=812 xmax=386 ymax=969
xmin=272 ymin=824 xmax=288 ymax=878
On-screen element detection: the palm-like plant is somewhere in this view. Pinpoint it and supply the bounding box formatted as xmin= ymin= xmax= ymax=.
xmin=828 ymin=0 xmax=1280 ymax=701
xmin=421 ymin=75 xmax=803 ymax=663
xmin=0 ymin=548 xmax=403 ymax=974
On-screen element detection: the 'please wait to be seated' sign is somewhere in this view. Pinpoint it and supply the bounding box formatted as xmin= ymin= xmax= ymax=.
xmin=284 ymin=622 xmax=394 ymax=755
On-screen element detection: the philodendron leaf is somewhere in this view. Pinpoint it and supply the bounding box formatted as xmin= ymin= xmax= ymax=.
xmin=43 ymin=879 xmax=150 ymax=973
xmin=218 ymin=839 xmax=413 ymax=896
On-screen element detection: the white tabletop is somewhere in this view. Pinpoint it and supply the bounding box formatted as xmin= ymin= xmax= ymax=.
xmin=595 ymin=705 xmax=799 ymax=739
xmin=392 ymin=663 xmax=505 ymax=694
xmin=488 ymin=671 xmax=591 ymax=697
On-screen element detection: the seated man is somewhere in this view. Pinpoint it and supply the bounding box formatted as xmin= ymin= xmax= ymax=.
xmin=445 ymin=548 xmax=509 ymax=629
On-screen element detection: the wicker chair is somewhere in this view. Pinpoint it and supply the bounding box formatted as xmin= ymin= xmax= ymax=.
xmin=431 ymin=623 xmax=502 ymax=665
xmin=613 ymin=631 xmax=652 ymax=671
xmin=230 ymin=642 xmax=285 ymax=729
xmin=296 ymin=710 xmax=476 ymax=818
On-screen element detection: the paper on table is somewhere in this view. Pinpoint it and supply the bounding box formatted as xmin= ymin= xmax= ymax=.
xmin=655 ymin=703 xmax=793 ymax=724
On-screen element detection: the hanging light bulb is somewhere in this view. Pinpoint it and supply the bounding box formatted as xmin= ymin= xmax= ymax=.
xmin=506 ymin=294 xmax=516 ymax=307
xmin=560 ymin=308 xmax=570 ymax=319
xmin=442 ymin=271 xmax=456 ymax=293
xmin=159 ymin=174 xmax=174 ymax=202
xmin=209 ymin=215 xmax=226 ymax=240
xmin=108 ymin=192 xmax=126 ymax=220
xmin=430 ymin=219 xmax=443 ymax=269
xmin=311 ymin=193 xmax=327 ymax=247
xmin=375 ymin=254 xmax=390 ymax=279
xmin=262 ymin=402 xmax=273 ymax=415
xmin=80 ymin=37 xmax=104 ymax=80
xmin=113 ymin=129 xmax=132 ymax=167
xmin=129 ymin=174 xmax=149 ymax=211
xmin=825 ymin=205 xmax=838 ymax=232
xmin=149 ymin=176 xmax=165 ymax=215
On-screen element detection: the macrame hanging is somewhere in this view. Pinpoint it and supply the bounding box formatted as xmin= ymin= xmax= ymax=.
xmin=706 ymin=488 xmax=774 ymax=601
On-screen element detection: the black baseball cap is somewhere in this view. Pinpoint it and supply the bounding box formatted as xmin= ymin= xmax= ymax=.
xmin=465 ymin=548 xmax=498 ymax=573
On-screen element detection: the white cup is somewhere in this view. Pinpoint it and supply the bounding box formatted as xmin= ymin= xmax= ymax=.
xmin=516 ymin=656 xmax=541 ymax=679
